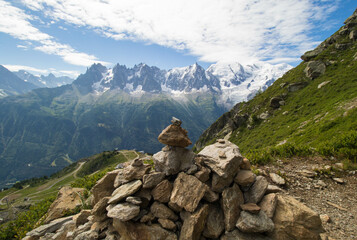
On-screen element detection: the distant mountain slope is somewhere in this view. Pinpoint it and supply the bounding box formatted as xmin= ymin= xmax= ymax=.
xmin=0 ymin=60 xmax=289 ymax=188
xmin=195 ymin=9 xmax=357 ymax=162
xmin=14 ymin=70 xmax=74 ymax=88
xmin=0 ymin=65 xmax=37 ymax=97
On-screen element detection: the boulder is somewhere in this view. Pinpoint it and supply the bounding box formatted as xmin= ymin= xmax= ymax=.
xmin=126 ymin=196 xmax=142 ymax=205
xmin=236 ymin=211 xmax=274 ymax=233
xmin=269 ymin=173 xmax=285 ymax=185
xmin=179 ymin=204 xmax=209 ymax=240
xmin=152 ymin=179 xmax=173 ymax=203
xmin=270 ymin=97 xmax=284 ymax=109
xmin=123 ymin=159 xmax=151 ymax=181
xmin=73 ymin=210 xmax=91 ymax=227
xmin=150 ymin=201 xmax=178 ymax=221
xmin=270 ymin=195 xmax=324 ymax=240
xmin=221 ymin=229 xmax=273 ymax=240
xmin=240 ymin=157 xmax=252 ymax=170
xmin=304 ymin=61 xmax=326 ymax=79
xmin=92 ymin=170 xmax=119 ymax=205
xmin=113 ymin=169 xmax=129 ymax=188
xmin=221 ymin=183 xmax=244 ymax=231
xmin=26 ymin=216 xmax=73 ymax=238
xmin=288 ymin=82 xmax=308 ymax=92
xmin=108 ymin=180 xmax=142 ymax=204
xmin=244 ymin=176 xmax=268 ymax=204
xmin=134 ymin=188 xmax=152 ymax=208
xmin=203 ymin=188 xmax=219 ymax=202
xmin=143 ymin=172 xmax=165 ymax=188
xmin=113 ymin=220 xmax=177 ymax=240
xmin=259 ymin=193 xmax=278 ymax=219
xmin=234 ymin=170 xmax=256 ymax=187
xmin=153 ymin=147 xmax=195 ymax=175
xmin=158 ymin=218 xmax=176 ymax=230
xmin=170 ymin=172 xmax=208 ymax=212
xmin=202 ymin=205 xmax=224 ymax=238
xmin=197 ymin=140 xmax=242 ymax=179
xmin=158 ymin=124 xmax=192 ymax=147
xmin=91 ymin=197 xmax=110 ymax=221
xmin=211 ymin=173 xmax=234 ymax=192
xmin=107 ymin=203 xmax=140 ymax=221
xmin=240 ymin=203 xmax=261 ymax=214
xmin=301 ymin=48 xmax=324 ymax=61
xmin=44 ymin=186 xmax=86 ymax=223
xmin=350 ymin=30 xmax=357 ymax=40
xmin=194 ymin=167 xmax=211 ymax=182
xmin=266 ymin=185 xmax=283 ymax=194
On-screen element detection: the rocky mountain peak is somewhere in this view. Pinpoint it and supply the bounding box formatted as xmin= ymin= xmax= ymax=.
xmin=74 ymin=61 xmax=289 ymax=107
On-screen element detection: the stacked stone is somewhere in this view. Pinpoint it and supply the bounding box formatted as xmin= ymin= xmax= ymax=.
xmin=24 ymin=119 xmax=324 ymax=240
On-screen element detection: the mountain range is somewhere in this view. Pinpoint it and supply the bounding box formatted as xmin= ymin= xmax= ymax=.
xmin=13 ymin=70 xmax=74 ymax=88
xmin=0 ymin=61 xmax=290 ymax=188
xmin=195 ymin=10 xmax=357 ymax=165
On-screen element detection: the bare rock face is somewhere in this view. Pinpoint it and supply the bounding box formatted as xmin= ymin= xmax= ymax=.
xmin=197 ymin=139 xmax=242 ymax=179
xmin=92 ymin=169 xmax=120 ymax=205
xmin=108 ymin=180 xmax=142 ymax=204
xmin=153 ymin=147 xmax=195 ymax=175
xmin=179 ymin=204 xmax=209 ymax=240
xmin=203 ymin=205 xmax=224 ymax=238
xmin=244 ymin=176 xmax=268 ymax=204
xmin=221 ymin=183 xmax=244 ymax=231
xmin=236 ymin=211 xmax=275 ymax=233
xmin=158 ymin=124 xmax=192 ymax=147
xmin=107 ymin=203 xmax=140 ymax=221
xmin=170 ymin=172 xmax=208 ymax=212
xmin=113 ymin=219 xmax=177 ymax=240
xmin=44 ymin=186 xmax=86 ymax=223
xmin=270 ymin=195 xmax=324 ymax=240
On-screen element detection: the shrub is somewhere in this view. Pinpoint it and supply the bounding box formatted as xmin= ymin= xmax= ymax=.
xmin=0 ymin=197 xmax=55 ymax=239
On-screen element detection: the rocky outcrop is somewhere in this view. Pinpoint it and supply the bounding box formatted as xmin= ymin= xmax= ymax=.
xmin=26 ymin=120 xmax=325 ymax=240
xmin=270 ymin=195 xmax=324 ymax=240
xmin=304 ymin=61 xmax=326 ymax=79
xmin=44 ymin=186 xmax=86 ymax=223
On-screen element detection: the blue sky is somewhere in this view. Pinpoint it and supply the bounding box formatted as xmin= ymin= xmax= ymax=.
xmin=0 ymin=0 xmax=356 ymax=78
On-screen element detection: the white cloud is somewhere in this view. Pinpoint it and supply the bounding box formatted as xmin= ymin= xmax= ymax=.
xmin=0 ymin=0 xmax=109 ymax=67
xmin=4 ymin=64 xmax=79 ymax=78
xmin=19 ymin=0 xmax=341 ymax=65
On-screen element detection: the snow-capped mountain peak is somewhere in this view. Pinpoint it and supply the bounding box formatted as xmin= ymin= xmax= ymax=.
xmin=81 ymin=61 xmax=292 ymax=108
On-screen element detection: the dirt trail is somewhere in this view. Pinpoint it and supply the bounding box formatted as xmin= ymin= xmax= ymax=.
xmin=259 ymin=157 xmax=357 ymax=240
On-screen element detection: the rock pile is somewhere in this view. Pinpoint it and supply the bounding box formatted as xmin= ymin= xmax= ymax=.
xmin=24 ymin=119 xmax=324 ymax=240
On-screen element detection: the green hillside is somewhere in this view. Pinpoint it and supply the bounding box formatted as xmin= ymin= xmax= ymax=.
xmin=0 ymin=86 xmax=224 ymax=188
xmin=195 ymin=10 xmax=357 ymax=165
xmin=0 ymin=149 xmax=139 ymax=239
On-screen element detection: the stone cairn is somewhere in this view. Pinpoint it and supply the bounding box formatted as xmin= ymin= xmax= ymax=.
xmin=24 ymin=118 xmax=324 ymax=240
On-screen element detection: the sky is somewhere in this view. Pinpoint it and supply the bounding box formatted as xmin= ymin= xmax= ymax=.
xmin=0 ymin=0 xmax=356 ymax=79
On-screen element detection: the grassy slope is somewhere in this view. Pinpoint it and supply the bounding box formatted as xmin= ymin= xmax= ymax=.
xmin=0 ymin=150 xmax=139 ymax=208
xmin=195 ymin=21 xmax=357 ymax=164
